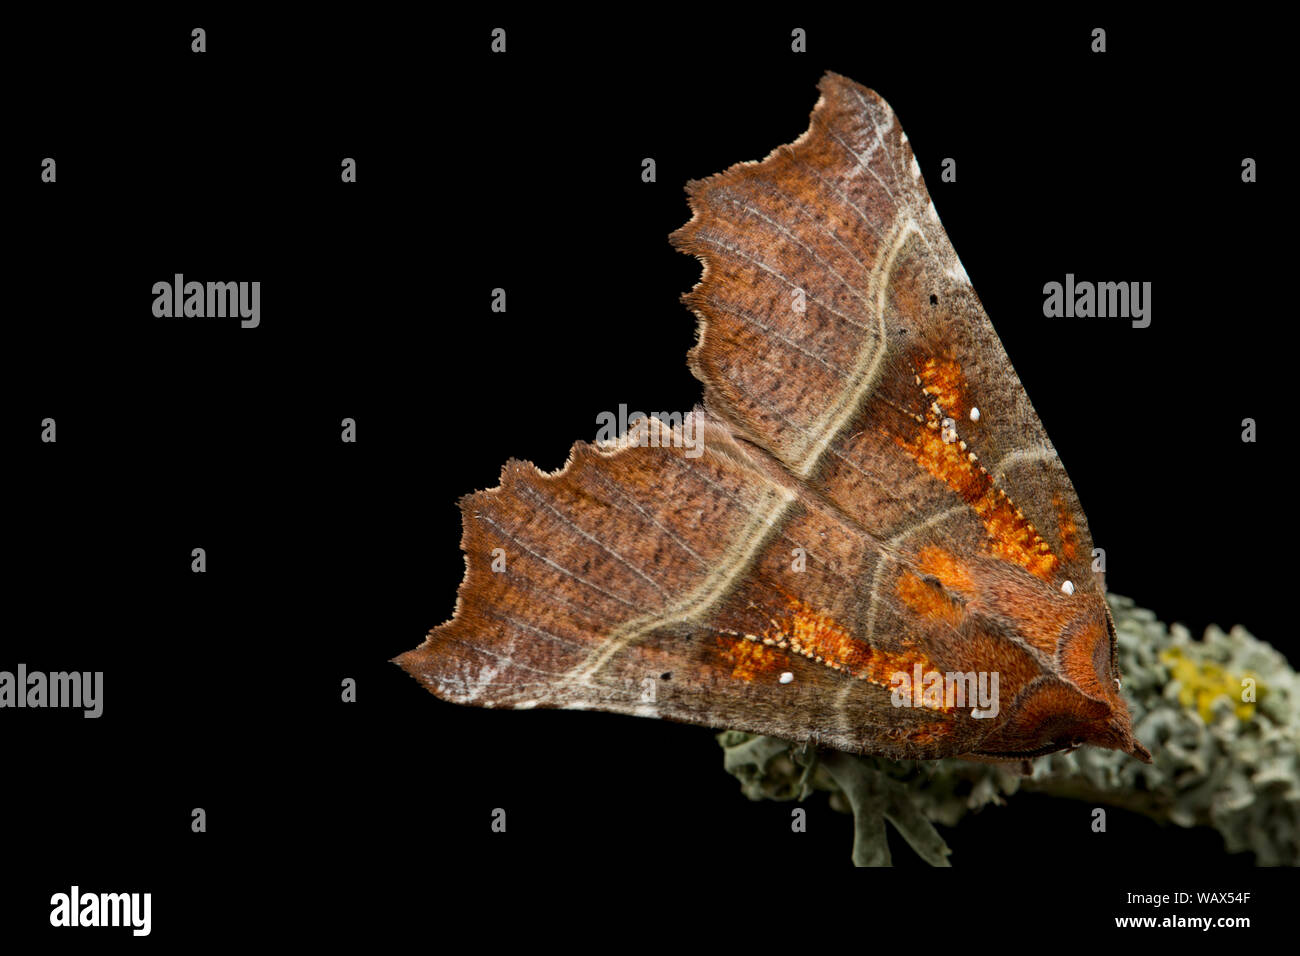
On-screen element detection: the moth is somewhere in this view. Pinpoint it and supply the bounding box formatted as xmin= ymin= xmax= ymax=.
xmin=397 ymin=72 xmax=1151 ymax=766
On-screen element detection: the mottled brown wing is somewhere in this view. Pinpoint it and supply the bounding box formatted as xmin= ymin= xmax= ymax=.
xmin=398 ymin=72 xmax=1135 ymax=762
xmin=396 ymin=413 xmax=992 ymax=757
xmin=669 ymin=71 xmax=1099 ymax=618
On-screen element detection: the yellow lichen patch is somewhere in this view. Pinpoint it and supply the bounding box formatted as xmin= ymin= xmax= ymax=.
xmin=890 ymin=426 xmax=1059 ymax=581
xmin=1053 ymin=493 xmax=1079 ymax=562
xmin=917 ymin=355 xmax=967 ymax=417
xmin=896 ymin=570 xmax=964 ymax=627
xmin=716 ymin=636 xmax=782 ymax=682
xmin=1160 ymin=647 xmax=1261 ymax=723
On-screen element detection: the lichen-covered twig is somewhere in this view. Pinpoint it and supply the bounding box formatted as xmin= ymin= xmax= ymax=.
xmin=719 ymin=595 xmax=1300 ymax=866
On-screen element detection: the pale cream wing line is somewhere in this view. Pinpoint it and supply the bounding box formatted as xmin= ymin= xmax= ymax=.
xmin=791 ymin=216 xmax=916 ymax=475
xmin=989 ymin=444 xmax=1057 ymax=483
xmin=560 ymin=92 xmax=933 ymax=689
xmin=561 ymin=480 xmax=798 ymax=691
xmin=857 ymin=504 xmax=968 ymax=649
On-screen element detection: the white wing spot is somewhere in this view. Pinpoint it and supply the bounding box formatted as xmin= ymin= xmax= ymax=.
xmin=779 ymin=672 xmax=795 ymax=684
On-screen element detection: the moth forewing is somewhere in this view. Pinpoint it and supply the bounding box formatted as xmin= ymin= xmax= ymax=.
xmin=398 ymin=72 xmax=1148 ymax=767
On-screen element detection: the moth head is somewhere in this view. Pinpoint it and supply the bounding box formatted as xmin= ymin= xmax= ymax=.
xmin=1046 ymin=595 xmax=1151 ymax=762
xmin=970 ymin=589 xmax=1151 ymax=764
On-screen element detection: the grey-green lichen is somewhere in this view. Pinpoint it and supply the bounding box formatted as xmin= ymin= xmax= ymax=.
xmin=718 ymin=594 xmax=1300 ymax=866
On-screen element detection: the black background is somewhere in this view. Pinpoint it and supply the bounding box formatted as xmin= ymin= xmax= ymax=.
xmin=6 ymin=8 xmax=1292 ymax=944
